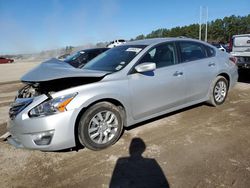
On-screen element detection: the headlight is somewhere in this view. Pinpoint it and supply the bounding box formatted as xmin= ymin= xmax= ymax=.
xmin=29 ymin=93 xmax=77 ymax=117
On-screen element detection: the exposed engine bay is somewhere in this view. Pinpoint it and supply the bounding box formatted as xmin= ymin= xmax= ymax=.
xmin=17 ymin=77 xmax=104 ymax=98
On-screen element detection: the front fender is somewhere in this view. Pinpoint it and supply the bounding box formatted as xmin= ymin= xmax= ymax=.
xmin=63 ymin=79 xmax=133 ymax=127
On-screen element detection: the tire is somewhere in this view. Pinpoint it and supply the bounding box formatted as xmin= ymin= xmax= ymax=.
xmin=78 ymin=102 xmax=124 ymax=150
xmin=207 ymin=76 xmax=229 ymax=106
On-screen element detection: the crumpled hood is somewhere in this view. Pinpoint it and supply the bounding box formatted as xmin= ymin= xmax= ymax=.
xmin=21 ymin=58 xmax=110 ymax=82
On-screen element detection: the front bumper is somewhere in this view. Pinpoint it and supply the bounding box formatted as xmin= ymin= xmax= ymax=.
xmin=7 ymin=109 xmax=78 ymax=151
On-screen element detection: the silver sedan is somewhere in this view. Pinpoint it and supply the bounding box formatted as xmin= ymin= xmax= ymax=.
xmin=8 ymin=38 xmax=238 ymax=151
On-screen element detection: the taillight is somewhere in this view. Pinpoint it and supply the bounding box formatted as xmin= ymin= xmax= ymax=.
xmin=229 ymin=56 xmax=237 ymax=65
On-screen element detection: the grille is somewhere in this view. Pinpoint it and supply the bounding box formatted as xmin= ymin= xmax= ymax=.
xmin=9 ymin=98 xmax=33 ymax=120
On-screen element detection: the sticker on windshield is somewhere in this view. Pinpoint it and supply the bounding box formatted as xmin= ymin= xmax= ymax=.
xmin=126 ymin=48 xmax=142 ymax=53
xmin=115 ymin=65 xmax=123 ymax=71
xmin=80 ymin=51 xmax=85 ymax=54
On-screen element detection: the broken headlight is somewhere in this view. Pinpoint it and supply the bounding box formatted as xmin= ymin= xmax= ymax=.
xmin=29 ymin=93 xmax=77 ymax=117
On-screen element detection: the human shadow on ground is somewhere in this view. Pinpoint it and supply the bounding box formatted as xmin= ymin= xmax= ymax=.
xmin=109 ymin=137 xmax=169 ymax=188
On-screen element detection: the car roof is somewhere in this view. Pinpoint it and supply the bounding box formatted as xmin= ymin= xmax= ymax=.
xmin=124 ymin=37 xmax=204 ymax=46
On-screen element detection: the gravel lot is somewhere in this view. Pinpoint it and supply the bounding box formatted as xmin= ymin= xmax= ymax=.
xmin=0 ymin=61 xmax=39 ymax=84
xmin=0 ymin=63 xmax=250 ymax=188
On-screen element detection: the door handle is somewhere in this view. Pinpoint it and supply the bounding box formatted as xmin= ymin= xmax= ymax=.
xmin=208 ymin=62 xmax=215 ymax=67
xmin=173 ymin=71 xmax=183 ymax=76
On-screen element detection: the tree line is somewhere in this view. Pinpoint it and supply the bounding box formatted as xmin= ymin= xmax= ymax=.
xmin=133 ymin=14 xmax=250 ymax=44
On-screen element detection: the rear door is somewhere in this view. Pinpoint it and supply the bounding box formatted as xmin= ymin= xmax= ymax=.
xmin=177 ymin=41 xmax=218 ymax=102
xmin=128 ymin=42 xmax=187 ymax=120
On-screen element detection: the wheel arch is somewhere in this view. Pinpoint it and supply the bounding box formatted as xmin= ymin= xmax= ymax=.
xmin=217 ymin=72 xmax=230 ymax=87
xmin=73 ymin=98 xmax=127 ymax=149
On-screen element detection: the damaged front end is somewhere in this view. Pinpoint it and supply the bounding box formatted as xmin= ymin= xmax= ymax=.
xmin=18 ymin=58 xmax=110 ymax=97
xmin=10 ymin=76 xmax=103 ymax=119
xmin=10 ymin=58 xmax=109 ymax=119
xmin=7 ymin=58 xmax=111 ymax=150
xmin=18 ymin=76 xmax=104 ymax=98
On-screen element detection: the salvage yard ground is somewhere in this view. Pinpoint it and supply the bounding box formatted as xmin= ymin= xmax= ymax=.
xmin=0 ymin=63 xmax=250 ymax=187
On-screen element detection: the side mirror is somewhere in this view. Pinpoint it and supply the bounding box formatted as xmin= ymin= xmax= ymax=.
xmin=135 ymin=62 xmax=156 ymax=73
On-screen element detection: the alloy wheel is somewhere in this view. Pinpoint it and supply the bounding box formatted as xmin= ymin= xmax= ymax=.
xmin=88 ymin=110 xmax=119 ymax=144
xmin=214 ymin=80 xmax=227 ymax=103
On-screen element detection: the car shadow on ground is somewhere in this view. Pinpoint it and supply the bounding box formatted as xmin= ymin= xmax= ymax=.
xmin=109 ymin=137 xmax=169 ymax=188
xmin=238 ymin=69 xmax=250 ymax=83
xmin=125 ymin=103 xmax=203 ymax=131
xmin=56 ymin=103 xmax=204 ymax=153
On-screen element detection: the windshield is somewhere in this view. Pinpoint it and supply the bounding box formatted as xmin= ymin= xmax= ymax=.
xmin=83 ymin=45 xmax=146 ymax=72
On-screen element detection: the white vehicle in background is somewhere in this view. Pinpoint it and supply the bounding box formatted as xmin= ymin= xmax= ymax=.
xmin=107 ymin=39 xmax=126 ymax=48
xmin=230 ymin=34 xmax=250 ymax=69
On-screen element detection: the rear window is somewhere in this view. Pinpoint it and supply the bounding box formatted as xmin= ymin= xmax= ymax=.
xmin=233 ymin=36 xmax=250 ymax=47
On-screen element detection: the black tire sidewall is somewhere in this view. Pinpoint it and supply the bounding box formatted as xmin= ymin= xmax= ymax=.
xmin=78 ymin=102 xmax=123 ymax=150
xmin=213 ymin=77 xmax=228 ymax=105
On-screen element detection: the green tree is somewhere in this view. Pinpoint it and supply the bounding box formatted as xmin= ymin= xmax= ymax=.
xmin=133 ymin=14 xmax=250 ymax=43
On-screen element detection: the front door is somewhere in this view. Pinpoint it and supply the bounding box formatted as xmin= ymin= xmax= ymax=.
xmin=128 ymin=42 xmax=187 ymax=120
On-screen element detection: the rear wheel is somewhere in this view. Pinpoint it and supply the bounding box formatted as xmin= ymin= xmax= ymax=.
xmin=78 ymin=102 xmax=124 ymax=150
xmin=207 ymin=76 xmax=229 ymax=106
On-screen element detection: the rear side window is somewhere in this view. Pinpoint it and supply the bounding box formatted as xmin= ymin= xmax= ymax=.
xmin=179 ymin=42 xmax=206 ymax=62
xmin=205 ymin=46 xmax=216 ymax=57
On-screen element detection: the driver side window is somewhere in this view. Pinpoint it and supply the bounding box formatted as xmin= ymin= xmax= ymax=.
xmin=139 ymin=43 xmax=176 ymax=68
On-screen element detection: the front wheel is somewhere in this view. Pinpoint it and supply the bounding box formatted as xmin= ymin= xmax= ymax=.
xmin=78 ymin=102 xmax=124 ymax=150
xmin=207 ymin=76 xmax=229 ymax=106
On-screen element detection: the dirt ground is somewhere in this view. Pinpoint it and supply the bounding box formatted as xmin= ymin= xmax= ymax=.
xmin=0 ymin=61 xmax=38 ymax=84
xmin=0 ymin=71 xmax=250 ymax=188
